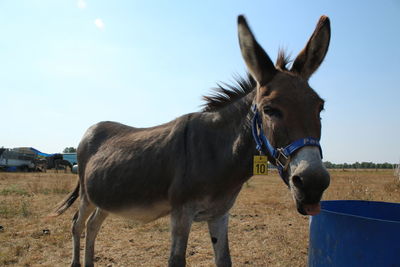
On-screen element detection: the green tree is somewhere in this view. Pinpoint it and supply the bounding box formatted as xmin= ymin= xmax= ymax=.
xmin=323 ymin=161 xmax=333 ymax=168
xmin=63 ymin=147 xmax=77 ymax=153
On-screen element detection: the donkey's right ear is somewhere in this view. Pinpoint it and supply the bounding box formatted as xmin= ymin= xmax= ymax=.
xmin=237 ymin=15 xmax=277 ymax=86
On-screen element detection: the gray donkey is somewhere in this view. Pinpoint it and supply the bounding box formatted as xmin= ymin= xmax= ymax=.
xmin=51 ymin=15 xmax=331 ymax=267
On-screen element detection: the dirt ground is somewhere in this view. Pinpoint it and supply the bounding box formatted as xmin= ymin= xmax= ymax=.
xmin=0 ymin=169 xmax=399 ymax=266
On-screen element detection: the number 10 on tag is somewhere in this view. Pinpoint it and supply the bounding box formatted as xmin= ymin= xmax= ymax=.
xmin=253 ymin=155 xmax=268 ymax=175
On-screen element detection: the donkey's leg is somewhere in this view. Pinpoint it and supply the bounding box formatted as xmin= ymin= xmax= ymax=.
xmin=168 ymin=207 xmax=194 ymax=267
xmin=84 ymin=208 xmax=108 ymax=267
xmin=207 ymin=213 xmax=231 ymax=267
xmin=71 ymin=199 xmax=95 ymax=267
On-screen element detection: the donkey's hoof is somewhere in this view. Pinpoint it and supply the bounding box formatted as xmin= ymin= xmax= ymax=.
xmin=168 ymin=256 xmax=186 ymax=267
xmin=71 ymin=263 xmax=81 ymax=267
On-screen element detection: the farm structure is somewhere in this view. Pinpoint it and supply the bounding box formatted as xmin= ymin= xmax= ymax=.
xmin=0 ymin=147 xmax=37 ymax=171
xmin=62 ymin=153 xmax=77 ymax=166
xmin=0 ymin=147 xmax=54 ymax=172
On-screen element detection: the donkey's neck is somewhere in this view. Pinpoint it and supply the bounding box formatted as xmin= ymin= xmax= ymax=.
xmin=219 ymin=90 xmax=256 ymax=156
xmin=198 ymin=90 xmax=257 ymax=183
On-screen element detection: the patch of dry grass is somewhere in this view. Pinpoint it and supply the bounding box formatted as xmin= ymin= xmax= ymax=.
xmin=0 ymin=170 xmax=399 ymax=266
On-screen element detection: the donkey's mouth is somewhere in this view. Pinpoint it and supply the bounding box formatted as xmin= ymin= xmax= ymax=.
xmin=297 ymin=202 xmax=321 ymax=216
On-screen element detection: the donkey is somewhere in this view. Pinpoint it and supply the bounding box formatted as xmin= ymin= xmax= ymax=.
xmin=51 ymin=15 xmax=331 ymax=267
xmin=55 ymin=159 xmax=73 ymax=173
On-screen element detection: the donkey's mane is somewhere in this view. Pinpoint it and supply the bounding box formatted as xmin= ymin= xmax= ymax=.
xmin=202 ymin=74 xmax=256 ymax=112
xmin=276 ymin=49 xmax=291 ymax=71
xmin=202 ymin=50 xmax=291 ymax=112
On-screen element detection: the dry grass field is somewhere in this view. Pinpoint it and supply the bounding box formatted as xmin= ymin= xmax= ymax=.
xmin=1 ymin=169 xmax=399 ymax=267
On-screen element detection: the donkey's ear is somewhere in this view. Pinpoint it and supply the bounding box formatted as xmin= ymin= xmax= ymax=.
xmin=291 ymin=16 xmax=331 ymax=80
xmin=238 ymin=15 xmax=277 ymax=85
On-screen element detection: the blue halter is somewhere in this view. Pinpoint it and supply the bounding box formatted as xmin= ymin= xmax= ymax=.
xmin=251 ymin=105 xmax=323 ymax=185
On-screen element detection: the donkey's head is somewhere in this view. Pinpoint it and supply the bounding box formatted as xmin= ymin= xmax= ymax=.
xmin=238 ymin=15 xmax=331 ymax=215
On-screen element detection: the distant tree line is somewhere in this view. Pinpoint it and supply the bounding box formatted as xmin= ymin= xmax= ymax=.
xmin=323 ymin=161 xmax=395 ymax=169
xmin=63 ymin=147 xmax=77 ymax=153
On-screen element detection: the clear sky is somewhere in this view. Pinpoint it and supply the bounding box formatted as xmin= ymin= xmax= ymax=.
xmin=1 ymin=1 xmax=399 ymax=163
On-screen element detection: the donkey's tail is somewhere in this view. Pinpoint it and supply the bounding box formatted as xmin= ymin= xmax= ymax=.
xmin=47 ymin=180 xmax=80 ymax=217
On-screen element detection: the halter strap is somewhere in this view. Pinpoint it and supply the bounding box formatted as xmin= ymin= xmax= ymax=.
xmin=251 ymin=105 xmax=323 ymax=185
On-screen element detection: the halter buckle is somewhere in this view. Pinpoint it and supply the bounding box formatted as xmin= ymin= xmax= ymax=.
xmin=275 ymin=148 xmax=289 ymax=169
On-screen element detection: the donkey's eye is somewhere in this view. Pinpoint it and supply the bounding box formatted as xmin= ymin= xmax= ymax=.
xmin=263 ymin=106 xmax=282 ymax=118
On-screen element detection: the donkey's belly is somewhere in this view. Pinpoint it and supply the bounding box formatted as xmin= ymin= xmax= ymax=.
xmin=85 ymin=174 xmax=172 ymax=223
xmin=108 ymin=201 xmax=171 ymax=223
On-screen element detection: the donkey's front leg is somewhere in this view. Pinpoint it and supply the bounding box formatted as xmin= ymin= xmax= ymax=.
xmin=168 ymin=207 xmax=194 ymax=267
xmin=208 ymin=213 xmax=232 ymax=267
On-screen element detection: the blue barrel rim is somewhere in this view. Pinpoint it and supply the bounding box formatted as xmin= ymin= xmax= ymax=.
xmin=316 ymin=200 xmax=400 ymax=224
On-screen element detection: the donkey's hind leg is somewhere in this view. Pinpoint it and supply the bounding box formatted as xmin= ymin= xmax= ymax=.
xmin=71 ymin=198 xmax=95 ymax=267
xmin=84 ymin=208 xmax=108 ymax=267
xmin=207 ymin=213 xmax=231 ymax=267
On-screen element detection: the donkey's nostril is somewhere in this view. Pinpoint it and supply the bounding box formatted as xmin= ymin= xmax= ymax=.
xmin=292 ymin=175 xmax=304 ymax=188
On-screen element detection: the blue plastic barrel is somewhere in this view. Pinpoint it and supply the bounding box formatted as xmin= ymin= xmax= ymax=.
xmin=308 ymin=200 xmax=400 ymax=267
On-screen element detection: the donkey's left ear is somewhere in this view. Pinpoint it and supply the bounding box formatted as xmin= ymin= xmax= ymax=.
xmin=291 ymin=16 xmax=331 ymax=80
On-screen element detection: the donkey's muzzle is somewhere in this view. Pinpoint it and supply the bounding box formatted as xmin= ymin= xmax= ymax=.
xmin=289 ymin=147 xmax=330 ymax=215
xmin=297 ymin=202 xmax=321 ymax=216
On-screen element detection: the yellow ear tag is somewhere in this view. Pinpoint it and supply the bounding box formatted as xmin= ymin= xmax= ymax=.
xmin=253 ymin=155 xmax=268 ymax=175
